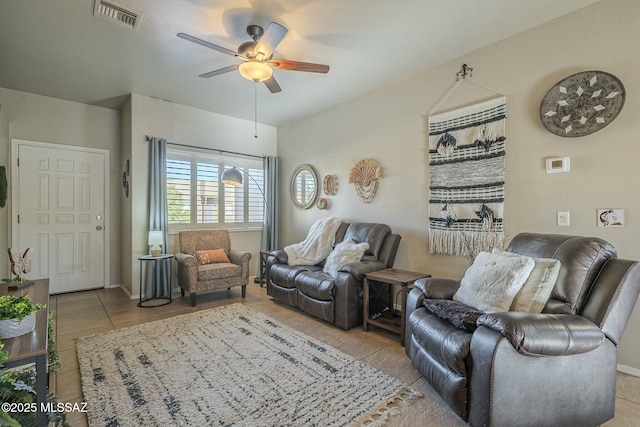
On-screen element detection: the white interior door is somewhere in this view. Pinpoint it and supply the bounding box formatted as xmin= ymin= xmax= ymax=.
xmin=12 ymin=140 xmax=108 ymax=294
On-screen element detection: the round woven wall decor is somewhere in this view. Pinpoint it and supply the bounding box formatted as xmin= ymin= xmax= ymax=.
xmin=539 ymin=71 xmax=625 ymax=137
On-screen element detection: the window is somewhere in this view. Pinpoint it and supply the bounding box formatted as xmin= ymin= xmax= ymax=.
xmin=166 ymin=147 xmax=264 ymax=230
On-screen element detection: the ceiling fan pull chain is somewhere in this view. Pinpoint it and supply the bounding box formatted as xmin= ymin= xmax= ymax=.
xmin=254 ymin=82 xmax=258 ymax=138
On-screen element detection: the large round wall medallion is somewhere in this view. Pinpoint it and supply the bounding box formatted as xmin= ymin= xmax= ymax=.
xmin=539 ymin=71 xmax=625 ymax=137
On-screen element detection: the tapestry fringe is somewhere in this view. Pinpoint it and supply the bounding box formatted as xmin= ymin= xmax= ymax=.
xmin=429 ymin=229 xmax=505 ymax=258
xmin=354 ymin=388 xmax=423 ymax=426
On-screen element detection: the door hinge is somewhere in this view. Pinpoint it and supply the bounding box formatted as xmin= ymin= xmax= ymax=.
xmin=17 ymin=214 xmax=19 ymax=224
xmin=16 ymin=158 xmax=19 ymax=167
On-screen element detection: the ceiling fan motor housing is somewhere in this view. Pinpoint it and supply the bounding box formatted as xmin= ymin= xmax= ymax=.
xmin=246 ymin=24 xmax=264 ymax=41
xmin=238 ymin=41 xmax=257 ymax=57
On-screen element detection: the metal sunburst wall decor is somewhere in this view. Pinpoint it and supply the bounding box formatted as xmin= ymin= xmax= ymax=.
xmin=539 ymin=70 xmax=625 ymax=137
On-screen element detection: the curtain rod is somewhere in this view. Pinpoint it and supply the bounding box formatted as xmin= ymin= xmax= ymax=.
xmin=144 ymin=135 xmax=265 ymax=159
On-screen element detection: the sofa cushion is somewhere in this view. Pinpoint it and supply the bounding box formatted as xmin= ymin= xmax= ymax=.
xmin=194 ymin=249 xmax=230 ymax=265
xmin=408 ymin=307 xmax=472 ymax=377
xmin=197 ymin=263 xmax=241 ymax=281
xmin=295 ymin=271 xmax=335 ymax=301
xmin=269 ymin=264 xmax=312 ymax=289
xmin=506 ymin=233 xmax=617 ymax=314
xmin=323 ymin=239 xmax=369 ymax=277
xmin=454 ymin=251 xmax=535 ymax=313
xmin=493 ymin=250 xmax=561 ymax=313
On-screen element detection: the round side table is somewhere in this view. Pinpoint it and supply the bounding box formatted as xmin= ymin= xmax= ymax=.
xmin=138 ymin=254 xmax=174 ymax=307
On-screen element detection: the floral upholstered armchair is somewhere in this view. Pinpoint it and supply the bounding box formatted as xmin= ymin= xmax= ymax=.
xmin=174 ymin=230 xmax=251 ymax=307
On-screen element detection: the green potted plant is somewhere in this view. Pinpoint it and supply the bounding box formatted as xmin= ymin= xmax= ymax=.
xmin=0 ymin=295 xmax=46 ymax=339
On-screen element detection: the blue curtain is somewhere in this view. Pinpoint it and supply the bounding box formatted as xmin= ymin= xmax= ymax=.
xmin=262 ymin=156 xmax=279 ymax=251
xmin=147 ymin=137 xmax=171 ymax=298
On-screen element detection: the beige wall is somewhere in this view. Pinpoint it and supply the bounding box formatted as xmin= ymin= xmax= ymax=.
xmin=277 ymin=0 xmax=640 ymax=371
xmin=121 ymin=94 xmax=277 ymax=296
xmin=0 ymin=88 xmax=122 ymax=284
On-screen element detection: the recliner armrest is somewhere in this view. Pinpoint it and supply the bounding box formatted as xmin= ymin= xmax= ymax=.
xmin=174 ymin=252 xmax=197 ymax=267
xmin=339 ymin=261 xmax=386 ymax=282
xmin=477 ymin=312 xmax=605 ymax=356
xmin=415 ymin=277 xmax=460 ymax=300
xmin=268 ymin=249 xmax=288 ymax=265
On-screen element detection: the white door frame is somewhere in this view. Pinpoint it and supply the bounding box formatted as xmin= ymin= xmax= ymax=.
xmin=10 ymin=138 xmax=110 ymax=290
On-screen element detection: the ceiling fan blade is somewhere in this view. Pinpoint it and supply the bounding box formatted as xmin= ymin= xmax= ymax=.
xmin=270 ymin=59 xmax=329 ymax=73
xmin=177 ymin=32 xmax=241 ymax=58
xmin=199 ymin=64 xmax=239 ymax=78
xmin=254 ymin=22 xmax=288 ymax=59
xmin=263 ymin=76 xmax=282 ymax=93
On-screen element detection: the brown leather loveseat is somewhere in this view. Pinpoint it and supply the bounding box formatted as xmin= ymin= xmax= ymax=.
xmin=266 ymin=222 xmax=401 ymax=330
xmin=405 ymin=233 xmax=640 ymax=426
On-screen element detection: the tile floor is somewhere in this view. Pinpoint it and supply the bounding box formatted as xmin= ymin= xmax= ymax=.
xmin=50 ymin=282 xmax=640 ymax=426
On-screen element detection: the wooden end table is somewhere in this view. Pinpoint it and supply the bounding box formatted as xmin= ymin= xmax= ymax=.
xmin=254 ymin=250 xmax=271 ymax=287
xmin=363 ymin=268 xmax=430 ymax=346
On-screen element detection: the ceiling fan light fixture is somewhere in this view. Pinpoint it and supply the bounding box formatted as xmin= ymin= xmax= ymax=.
xmin=238 ymin=61 xmax=273 ymax=82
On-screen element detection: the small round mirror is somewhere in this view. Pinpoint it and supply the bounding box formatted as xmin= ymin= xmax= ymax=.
xmin=290 ymin=164 xmax=319 ymax=209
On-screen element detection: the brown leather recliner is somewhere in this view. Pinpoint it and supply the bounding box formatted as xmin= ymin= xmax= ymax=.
xmin=266 ymin=222 xmax=401 ymax=330
xmin=405 ymin=233 xmax=640 ymax=427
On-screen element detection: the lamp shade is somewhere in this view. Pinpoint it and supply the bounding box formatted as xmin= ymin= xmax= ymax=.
xmin=148 ymin=230 xmax=163 ymax=245
xmin=221 ymin=167 xmax=243 ymax=186
xmin=148 ymin=230 xmax=163 ymax=256
xmin=238 ymin=61 xmax=273 ymax=82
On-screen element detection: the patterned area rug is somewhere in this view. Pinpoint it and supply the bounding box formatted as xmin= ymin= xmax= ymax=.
xmin=76 ymin=304 xmax=421 ymax=426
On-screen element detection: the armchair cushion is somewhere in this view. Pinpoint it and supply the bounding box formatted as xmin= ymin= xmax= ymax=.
xmin=453 ymin=251 xmax=535 ymax=313
xmin=322 ymin=240 xmax=369 ymax=277
xmin=194 ymin=249 xmax=230 ymax=265
xmin=477 ymin=312 xmax=605 ymax=356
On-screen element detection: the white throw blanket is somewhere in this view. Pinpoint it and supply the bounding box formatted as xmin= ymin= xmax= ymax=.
xmin=285 ymin=217 xmax=343 ymax=266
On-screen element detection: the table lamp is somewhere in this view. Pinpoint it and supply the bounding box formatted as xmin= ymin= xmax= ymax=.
xmin=148 ymin=230 xmax=163 ymax=257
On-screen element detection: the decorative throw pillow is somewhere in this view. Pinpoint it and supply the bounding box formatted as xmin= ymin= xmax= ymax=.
xmin=453 ymin=251 xmax=535 ymax=313
xmin=492 ymin=250 xmax=561 ymax=313
xmin=423 ymin=299 xmax=484 ymax=332
xmin=194 ymin=249 xmax=230 ymax=265
xmin=323 ymin=239 xmax=369 ymax=278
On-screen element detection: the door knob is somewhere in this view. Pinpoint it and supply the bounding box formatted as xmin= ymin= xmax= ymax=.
xmin=96 ymin=225 xmax=103 ymax=231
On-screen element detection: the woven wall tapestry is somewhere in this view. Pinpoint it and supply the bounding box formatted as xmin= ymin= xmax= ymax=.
xmin=428 ymin=96 xmax=506 ymax=256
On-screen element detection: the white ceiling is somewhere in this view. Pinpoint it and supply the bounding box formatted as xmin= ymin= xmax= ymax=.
xmin=0 ymin=0 xmax=599 ymax=126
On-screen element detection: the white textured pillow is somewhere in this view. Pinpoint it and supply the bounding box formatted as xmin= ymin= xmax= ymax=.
xmin=323 ymin=239 xmax=369 ymax=278
xmin=454 ymin=251 xmax=535 ymax=313
xmin=493 ymin=250 xmax=561 ymax=313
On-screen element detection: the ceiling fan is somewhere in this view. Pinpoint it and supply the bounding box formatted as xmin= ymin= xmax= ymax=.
xmin=177 ymin=22 xmax=330 ymax=93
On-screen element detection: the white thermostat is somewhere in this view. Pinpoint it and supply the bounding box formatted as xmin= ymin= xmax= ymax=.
xmin=546 ymin=157 xmax=570 ymax=173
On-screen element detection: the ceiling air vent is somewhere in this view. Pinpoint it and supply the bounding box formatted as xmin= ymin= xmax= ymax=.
xmin=94 ymin=0 xmax=141 ymax=30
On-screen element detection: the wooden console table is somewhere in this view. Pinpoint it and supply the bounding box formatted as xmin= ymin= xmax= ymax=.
xmin=363 ymin=269 xmax=429 ymax=346
xmin=1 ymin=278 xmax=49 ymax=427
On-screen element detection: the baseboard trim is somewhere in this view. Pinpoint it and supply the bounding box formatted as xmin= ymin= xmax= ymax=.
xmin=126 ymin=285 xmax=181 ymax=301
xmin=617 ymin=364 xmax=640 ymax=378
